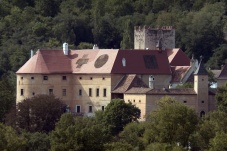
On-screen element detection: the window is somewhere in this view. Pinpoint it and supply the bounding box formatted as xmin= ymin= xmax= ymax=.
xmin=62 ymin=76 xmax=67 ymax=80
xmin=96 ymin=88 xmax=99 ymax=97
xmin=139 ymin=100 xmax=141 ymax=103
xmin=43 ymin=75 xmax=48 ymax=80
xmin=90 ymin=77 xmax=93 ymax=80
xmin=103 ymin=88 xmax=107 ymax=97
xmin=200 ymin=111 xmax=205 ymax=118
xmin=102 ymin=77 xmax=105 ymax=80
xmin=89 ymin=88 xmax=92 ymax=97
xmin=76 ymin=105 xmax=81 ymax=113
xmin=79 ymin=77 xmax=82 ymax=80
xmin=102 ymin=106 xmax=105 ymax=111
xmin=133 ymin=100 xmax=135 ymax=103
xmin=49 ymin=89 xmax=53 ymax=95
xmin=21 ymin=77 xmax=23 ymax=80
xmin=62 ymin=89 xmax=66 ymax=96
xmin=183 ymin=100 xmax=187 ymax=103
xmin=79 ymin=89 xmax=82 ymax=96
xmin=31 ymin=77 xmax=34 ymax=80
xmin=20 ymin=89 xmax=24 ymax=96
xmin=202 ymin=101 xmax=204 ymax=103
xmin=32 ymin=92 xmax=35 ymax=95
xmin=89 ymin=106 xmax=93 ymax=113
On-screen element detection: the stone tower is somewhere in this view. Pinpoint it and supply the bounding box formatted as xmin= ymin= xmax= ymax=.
xmin=194 ymin=57 xmax=209 ymax=116
xmin=134 ymin=26 xmax=175 ymax=50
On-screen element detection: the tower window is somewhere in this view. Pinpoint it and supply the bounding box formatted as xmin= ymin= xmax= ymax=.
xmin=90 ymin=77 xmax=93 ymax=80
xmin=79 ymin=89 xmax=82 ymax=96
xmin=62 ymin=76 xmax=67 ymax=80
xmin=76 ymin=105 xmax=81 ymax=113
xmin=43 ymin=75 xmax=48 ymax=80
xmin=103 ymin=88 xmax=107 ymax=97
xmin=20 ymin=89 xmax=24 ymax=96
xmin=102 ymin=106 xmax=105 ymax=111
xmin=31 ymin=77 xmax=34 ymax=80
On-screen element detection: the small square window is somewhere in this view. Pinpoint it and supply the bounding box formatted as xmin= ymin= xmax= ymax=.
xmin=89 ymin=106 xmax=93 ymax=113
xmin=128 ymin=100 xmax=130 ymax=102
xmin=102 ymin=77 xmax=105 ymax=80
xmin=90 ymin=77 xmax=93 ymax=80
xmin=202 ymin=101 xmax=204 ymax=103
xmin=31 ymin=77 xmax=34 ymax=80
xmin=184 ymin=101 xmax=187 ymax=103
xmin=21 ymin=77 xmax=23 ymax=80
xmin=32 ymin=92 xmax=35 ymax=95
xmin=133 ymin=100 xmax=135 ymax=102
xmin=139 ymin=100 xmax=141 ymax=103
xmin=62 ymin=76 xmax=67 ymax=80
xmin=79 ymin=77 xmax=82 ymax=80
xmin=43 ymin=76 xmax=48 ymax=80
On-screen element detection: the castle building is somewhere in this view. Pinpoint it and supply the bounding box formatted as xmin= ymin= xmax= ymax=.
xmin=16 ymin=26 xmax=218 ymax=119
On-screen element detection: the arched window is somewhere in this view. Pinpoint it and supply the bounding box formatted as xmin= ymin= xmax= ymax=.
xmin=200 ymin=111 xmax=205 ymax=118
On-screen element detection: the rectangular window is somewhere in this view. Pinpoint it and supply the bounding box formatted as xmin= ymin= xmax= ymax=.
xmin=79 ymin=89 xmax=82 ymax=96
xmin=49 ymin=89 xmax=53 ymax=95
xmin=31 ymin=77 xmax=34 ymax=80
xmin=89 ymin=106 xmax=93 ymax=113
xmin=62 ymin=76 xmax=67 ymax=80
xmin=96 ymin=88 xmax=99 ymax=97
xmin=89 ymin=88 xmax=92 ymax=97
xmin=103 ymin=88 xmax=107 ymax=97
xmin=76 ymin=105 xmax=81 ymax=113
xmin=102 ymin=106 xmax=105 ymax=111
xmin=20 ymin=89 xmax=24 ymax=96
xmin=43 ymin=75 xmax=48 ymax=80
xmin=62 ymin=89 xmax=66 ymax=96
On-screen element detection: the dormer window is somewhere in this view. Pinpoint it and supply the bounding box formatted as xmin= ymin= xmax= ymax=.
xmin=122 ymin=58 xmax=126 ymax=67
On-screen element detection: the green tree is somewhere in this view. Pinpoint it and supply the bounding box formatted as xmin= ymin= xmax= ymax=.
xmin=209 ymin=132 xmax=227 ymax=151
xmin=10 ymin=94 xmax=65 ymax=133
xmin=120 ymin=19 xmax=134 ymax=49
xmin=100 ymin=99 xmax=141 ymax=136
xmin=22 ymin=132 xmax=50 ymax=151
xmin=193 ymin=111 xmax=227 ymax=150
xmin=0 ymin=123 xmax=26 ymax=150
xmin=144 ymin=96 xmax=198 ymax=148
xmin=216 ymin=83 xmax=227 ymax=113
xmin=51 ymin=113 xmax=107 ymax=151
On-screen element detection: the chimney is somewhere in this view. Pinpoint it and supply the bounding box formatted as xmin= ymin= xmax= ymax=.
xmin=63 ymin=42 xmax=68 ymax=55
xmin=149 ymin=75 xmax=154 ymax=89
xmin=30 ymin=49 xmax=34 ymax=58
xmin=93 ymin=44 xmax=99 ymax=49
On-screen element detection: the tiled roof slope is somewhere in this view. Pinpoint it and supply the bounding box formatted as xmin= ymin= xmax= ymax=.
xmin=112 ymin=74 xmax=149 ymax=93
xmin=166 ymin=48 xmax=190 ymax=66
xmin=171 ymin=66 xmax=191 ymax=82
xmin=218 ymin=63 xmax=227 ymax=79
xmin=112 ymin=50 xmax=171 ymax=74
xmin=17 ymin=49 xmax=172 ymax=75
xmin=211 ymin=70 xmax=221 ymax=78
xmin=147 ymin=88 xmax=196 ymax=95
xmin=17 ymin=50 xmax=72 ymax=74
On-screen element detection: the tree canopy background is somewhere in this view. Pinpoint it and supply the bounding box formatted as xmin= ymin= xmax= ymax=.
xmin=0 ymin=0 xmax=227 ymax=121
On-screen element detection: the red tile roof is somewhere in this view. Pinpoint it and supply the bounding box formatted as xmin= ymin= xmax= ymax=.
xmin=171 ymin=66 xmax=191 ymax=82
xmin=166 ymin=48 xmax=190 ymax=66
xmin=112 ymin=74 xmax=149 ymax=93
xmin=112 ymin=50 xmax=171 ymax=74
xmin=17 ymin=49 xmax=172 ymax=75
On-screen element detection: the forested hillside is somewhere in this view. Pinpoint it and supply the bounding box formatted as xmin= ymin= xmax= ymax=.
xmin=0 ymin=0 xmax=227 ymax=119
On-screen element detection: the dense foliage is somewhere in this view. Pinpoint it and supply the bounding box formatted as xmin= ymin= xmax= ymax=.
xmin=0 ymin=0 xmax=226 ymax=120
